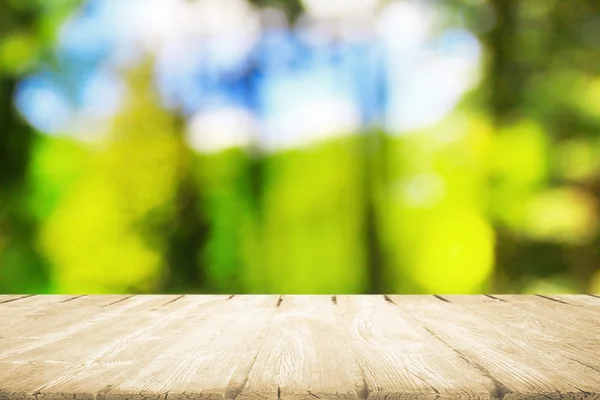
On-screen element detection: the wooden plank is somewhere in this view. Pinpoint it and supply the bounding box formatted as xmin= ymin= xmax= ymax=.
xmin=445 ymin=295 xmax=600 ymax=373
xmin=0 ymin=295 xmax=77 ymax=320
xmin=545 ymin=294 xmax=600 ymax=309
xmin=0 ymin=295 xmax=142 ymax=400
xmin=0 ymin=295 xmax=230 ymax=400
xmin=0 ymin=295 xmax=87 ymax=333
xmin=93 ymin=295 xmax=230 ymax=365
xmin=0 ymin=295 xmax=145 ymax=357
xmin=493 ymin=294 xmax=600 ymax=329
xmin=2 ymin=295 xmax=225 ymax=363
xmin=389 ymin=295 xmax=600 ymax=399
xmin=0 ymin=362 xmax=83 ymax=400
xmin=0 ymin=295 xmax=599 ymax=400
xmin=237 ymin=295 xmax=362 ymax=400
xmin=22 ymin=296 xmax=230 ymax=400
xmin=335 ymin=295 xmax=494 ymax=400
xmin=63 ymin=295 xmax=280 ymax=400
xmin=0 ymin=295 xmax=36 ymax=304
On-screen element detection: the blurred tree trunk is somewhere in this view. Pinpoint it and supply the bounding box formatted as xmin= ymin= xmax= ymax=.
xmin=362 ymin=129 xmax=386 ymax=294
xmin=0 ymin=1 xmax=40 ymax=191
xmin=484 ymin=0 xmax=520 ymax=125
xmin=145 ymin=93 xmax=211 ymax=294
xmin=0 ymin=7 xmax=39 ymax=282
xmin=163 ymin=115 xmax=209 ymax=294
xmin=0 ymin=77 xmax=53 ymax=293
xmin=481 ymin=0 xmax=520 ymax=292
xmin=164 ymin=168 xmax=211 ymax=293
xmin=482 ymin=0 xmax=600 ymax=291
xmin=0 ymin=79 xmax=32 ymax=190
xmin=0 ymin=2 xmax=82 ymax=293
xmin=0 ymin=5 xmax=37 ymax=280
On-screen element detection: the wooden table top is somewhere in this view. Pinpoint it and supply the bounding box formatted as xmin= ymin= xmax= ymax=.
xmin=0 ymin=294 xmax=599 ymax=400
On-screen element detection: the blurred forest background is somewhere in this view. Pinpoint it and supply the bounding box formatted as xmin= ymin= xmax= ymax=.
xmin=1 ymin=0 xmax=600 ymax=294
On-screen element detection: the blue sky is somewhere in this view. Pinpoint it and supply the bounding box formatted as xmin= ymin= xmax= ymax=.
xmin=15 ymin=0 xmax=482 ymax=152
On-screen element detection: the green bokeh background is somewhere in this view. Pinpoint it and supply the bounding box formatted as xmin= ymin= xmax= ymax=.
xmin=2 ymin=0 xmax=600 ymax=294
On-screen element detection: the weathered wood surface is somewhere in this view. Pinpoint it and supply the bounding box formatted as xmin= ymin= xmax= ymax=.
xmin=0 ymin=295 xmax=599 ymax=400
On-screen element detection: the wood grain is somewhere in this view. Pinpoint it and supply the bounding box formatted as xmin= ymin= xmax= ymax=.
xmin=444 ymin=295 xmax=600 ymax=375
xmin=545 ymin=295 xmax=600 ymax=311
xmin=0 ymin=295 xmax=36 ymax=304
xmin=0 ymin=295 xmax=599 ymax=400
xmin=336 ymin=295 xmax=496 ymax=400
xmin=240 ymin=295 xmax=364 ymax=400
xmin=389 ymin=295 xmax=600 ymax=400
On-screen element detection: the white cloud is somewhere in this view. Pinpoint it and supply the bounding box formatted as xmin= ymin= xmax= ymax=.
xmin=302 ymin=0 xmax=381 ymax=19
xmin=80 ymin=71 xmax=125 ymax=119
xmin=261 ymin=94 xmax=360 ymax=152
xmin=387 ymin=49 xmax=481 ymax=132
xmin=138 ymin=0 xmax=260 ymax=70
xmin=15 ymin=79 xmax=73 ymax=135
xmin=91 ymin=0 xmax=261 ymax=71
xmin=186 ymin=107 xmax=259 ymax=154
xmin=377 ymin=0 xmax=435 ymax=51
xmin=378 ymin=1 xmax=483 ymax=134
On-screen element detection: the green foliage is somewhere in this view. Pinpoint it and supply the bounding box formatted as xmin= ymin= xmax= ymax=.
xmin=258 ymin=140 xmax=367 ymax=293
xmin=378 ymin=114 xmax=495 ymax=293
xmin=38 ymin=65 xmax=185 ymax=293
xmin=195 ymin=149 xmax=260 ymax=292
xmin=2 ymin=0 xmax=600 ymax=295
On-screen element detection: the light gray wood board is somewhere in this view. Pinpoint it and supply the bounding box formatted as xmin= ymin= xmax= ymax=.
xmin=444 ymin=295 xmax=600 ymax=368
xmin=545 ymin=294 xmax=600 ymax=311
xmin=0 ymin=295 xmax=156 ymax=358
xmin=1 ymin=295 xmax=599 ymax=400
xmin=0 ymin=295 xmax=232 ymax=399
xmin=389 ymin=295 xmax=600 ymax=400
xmin=0 ymin=295 xmax=36 ymax=304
